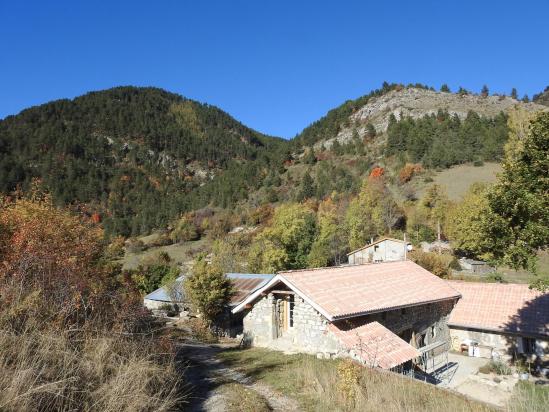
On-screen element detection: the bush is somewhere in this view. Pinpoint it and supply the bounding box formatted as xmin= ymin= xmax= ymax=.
xmin=170 ymin=215 xmax=199 ymax=243
xmin=399 ymin=163 xmax=423 ymax=183
xmin=409 ymin=250 xmax=454 ymax=278
xmin=184 ymin=256 xmax=233 ymax=324
xmin=126 ymin=238 xmax=145 ymax=253
xmin=105 ymin=236 xmax=126 ymax=259
xmin=0 ymin=196 xmax=184 ymax=410
xmin=479 ymin=360 xmax=511 ymax=375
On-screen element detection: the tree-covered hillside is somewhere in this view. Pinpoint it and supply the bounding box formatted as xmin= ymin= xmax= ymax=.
xmin=0 ymin=87 xmax=285 ymax=236
xmin=1 ymin=83 xmax=545 ymax=238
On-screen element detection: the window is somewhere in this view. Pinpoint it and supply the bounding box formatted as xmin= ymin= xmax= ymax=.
xmin=374 ymin=245 xmax=379 ymax=251
xmin=401 ymin=308 xmax=407 ymax=315
xmin=522 ymin=337 xmax=536 ymax=354
xmin=288 ymin=295 xmax=294 ymax=328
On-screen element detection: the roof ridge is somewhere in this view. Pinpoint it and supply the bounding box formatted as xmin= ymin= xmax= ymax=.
xmin=278 ymin=260 xmax=411 ymax=275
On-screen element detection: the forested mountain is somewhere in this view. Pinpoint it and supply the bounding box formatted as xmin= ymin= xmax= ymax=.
xmin=1 ymin=83 xmax=546 ymax=238
xmin=0 ymin=87 xmax=286 ymax=235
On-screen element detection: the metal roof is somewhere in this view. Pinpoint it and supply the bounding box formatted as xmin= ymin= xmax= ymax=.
xmin=143 ymin=273 xmax=274 ymax=307
xmin=144 ymin=275 xmax=186 ymax=302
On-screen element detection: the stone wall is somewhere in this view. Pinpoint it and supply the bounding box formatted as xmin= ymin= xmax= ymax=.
xmin=243 ymin=293 xmax=342 ymax=357
xmin=328 ymin=299 xmax=456 ymax=351
xmin=449 ymin=327 xmax=549 ymax=361
xmin=243 ymin=292 xmax=456 ymax=358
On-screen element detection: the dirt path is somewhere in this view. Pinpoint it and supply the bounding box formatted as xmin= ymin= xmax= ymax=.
xmin=178 ymin=342 xmax=300 ymax=412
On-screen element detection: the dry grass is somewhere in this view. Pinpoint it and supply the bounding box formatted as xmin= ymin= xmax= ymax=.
xmin=222 ymin=382 xmax=271 ymax=412
xmin=415 ymin=162 xmax=501 ymax=201
xmin=121 ymin=238 xmax=208 ymax=270
xmin=0 ymin=327 xmax=184 ymax=412
xmin=507 ymin=381 xmax=549 ymax=412
xmin=219 ymin=348 xmax=495 ymax=412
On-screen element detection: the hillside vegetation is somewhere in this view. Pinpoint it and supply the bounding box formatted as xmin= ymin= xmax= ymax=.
xmin=0 ymin=86 xmax=285 ymax=236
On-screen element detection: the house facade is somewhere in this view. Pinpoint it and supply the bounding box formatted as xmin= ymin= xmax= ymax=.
xmin=347 ymin=237 xmax=411 ymax=264
xmin=233 ymin=261 xmax=461 ymax=370
xmin=447 ymin=281 xmax=549 ymax=362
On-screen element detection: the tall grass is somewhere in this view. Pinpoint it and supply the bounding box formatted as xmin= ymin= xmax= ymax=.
xmin=220 ymin=348 xmax=494 ymax=412
xmin=0 ymin=326 xmax=183 ymax=412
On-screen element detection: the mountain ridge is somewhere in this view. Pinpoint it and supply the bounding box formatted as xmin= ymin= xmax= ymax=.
xmin=1 ymin=83 xmax=547 ymax=236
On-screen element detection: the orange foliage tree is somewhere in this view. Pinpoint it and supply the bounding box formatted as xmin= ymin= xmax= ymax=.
xmin=369 ymin=166 xmax=385 ymax=180
xmin=0 ymin=195 xmax=142 ymax=331
xmin=399 ymin=163 xmax=423 ymax=183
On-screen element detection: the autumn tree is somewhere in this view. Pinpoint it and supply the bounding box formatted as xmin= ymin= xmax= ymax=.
xmin=484 ymin=110 xmax=549 ymax=287
xmin=446 ymin=183 xmax=495 ymax=260
xmin=248 ymin=203 xmax=317 ymax=272
xmin=184 ymin=255 xmax=233 ymax=324
xmin=308 ymin=197 xmax=347 ymax=267
xmin=345 ymin=178 xmax=401 ymax=250
xmin=0 ymin=193 xmax=142 ymax=330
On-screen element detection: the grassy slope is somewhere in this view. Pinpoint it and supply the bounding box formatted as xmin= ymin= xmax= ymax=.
xmin=416 ymin=162 xmax=502 ymax=201
xmin=121 ymin=236 xmax=209 ymax=270
xmin=219 ymin=348 xmax=494 ymax=412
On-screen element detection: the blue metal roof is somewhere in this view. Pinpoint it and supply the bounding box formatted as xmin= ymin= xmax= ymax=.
xmin=144 ymin=275 xmax=185 ymax=302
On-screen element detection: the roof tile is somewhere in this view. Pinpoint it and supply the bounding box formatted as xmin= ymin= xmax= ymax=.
xmin=279 ymin=261 xmax=460 ymax=319
xmin=329 ymin=321 xmax=419 ymax=369
xmin=447 ymin=281 xmax=549 ymax=337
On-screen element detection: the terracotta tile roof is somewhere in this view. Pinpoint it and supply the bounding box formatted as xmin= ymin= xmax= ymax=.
xmin=447 ymin=281 xmax=549 ymax=337
xmin=278 ymin=261 xmax=460 ymax=319
xmin=329 ymin=322 xmax=419 ymax=369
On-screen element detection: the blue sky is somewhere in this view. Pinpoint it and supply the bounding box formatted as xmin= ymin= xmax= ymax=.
xmin=1 ymin=1 xmax=548 ymax=138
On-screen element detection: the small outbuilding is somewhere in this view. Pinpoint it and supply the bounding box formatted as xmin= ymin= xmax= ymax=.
xmin=447 ymin=281 xmax=549 ymax=362
xmin=347 ymin=237 xmax=412 ymax=264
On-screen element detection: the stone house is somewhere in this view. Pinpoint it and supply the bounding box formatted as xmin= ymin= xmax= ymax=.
xmin=447 ymin=281 xmax=549 ymax=363
xmin=347 ymin=237 xmax=412 ymax=264
xmin=232 ymin=261 xmax=461 ymax=370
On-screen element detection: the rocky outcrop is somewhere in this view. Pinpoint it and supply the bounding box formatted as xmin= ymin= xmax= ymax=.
xmin=318 ymin=88 xmax=547 ymax=148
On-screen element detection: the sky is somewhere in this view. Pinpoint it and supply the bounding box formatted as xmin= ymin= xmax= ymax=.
xmin=1 ymin=1 xmax=548 ymax=138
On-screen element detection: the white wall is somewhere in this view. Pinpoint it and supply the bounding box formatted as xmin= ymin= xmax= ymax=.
xmin=349 ymin=239 xmax=407 ymax=264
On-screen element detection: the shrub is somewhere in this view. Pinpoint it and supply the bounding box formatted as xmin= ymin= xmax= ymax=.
xmin=184 ymin=256 xmax=233 ymax=324
xmin=0 ymin=195 xmax=184 ymax=410
xmin=409 ymin=250 xmax=454 ymax=278
xmin=399 ymin=163 xmax=423 ymax=183
xmin=126 ymin=238 xmax=145 ymax=253
xmin=105 ymin=236 xmax=126 ymax=259
xmin=479 ymin=360 xmax=511 ymax=375
xmin=337 ymin=359 xmax=361 ymax=406
xmin=170 ymin=215 xmax=199 ymax=243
